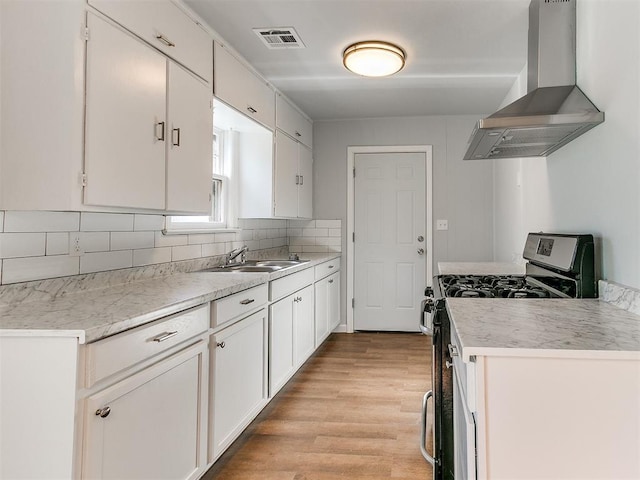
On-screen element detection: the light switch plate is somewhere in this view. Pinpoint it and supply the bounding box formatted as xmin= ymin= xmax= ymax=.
xmin=436 ymin=219 xmax=448 ymax=231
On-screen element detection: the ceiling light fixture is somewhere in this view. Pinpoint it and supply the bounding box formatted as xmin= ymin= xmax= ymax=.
xmin=342 ymin=41 xmax=406 ymax=77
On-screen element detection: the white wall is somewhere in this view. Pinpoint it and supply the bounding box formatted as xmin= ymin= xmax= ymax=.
xmin=493 ymin=0 xmax=640 ymax=288
xmin=314 ymin=115 xmax=495 ymax=325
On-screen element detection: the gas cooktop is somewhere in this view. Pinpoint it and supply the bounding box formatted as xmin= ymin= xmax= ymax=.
xmin=440 ymin=274 xmax=551 ymax=298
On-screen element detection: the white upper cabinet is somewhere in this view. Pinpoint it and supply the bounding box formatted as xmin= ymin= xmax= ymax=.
xmin=88 ymin=0 xmax=213 ymax=83
xmin=84 ymin=13 xmax=167 ymax=210
xmin=214 ymin=41 xmax=275 ymax=130
xmin=274 ymin=131 xmax=313 ymax=219
xmin=276 ymin=94 xmax=312 ymax=149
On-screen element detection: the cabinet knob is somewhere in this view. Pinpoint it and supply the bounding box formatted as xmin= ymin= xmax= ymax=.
xmin=328 ymin=279 xmax=333 ymax=284
xmin=295 ymin=131 xmax=302 ymax=137
xmin=95 ymin=406 xmax=111 ymax=418
xmin=216 ymin=341 xmax=226 ymax=349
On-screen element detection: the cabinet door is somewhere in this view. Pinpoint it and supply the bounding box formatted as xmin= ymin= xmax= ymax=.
xmin=83 ymin=341 xmax=208 ymax=480
xmin=269 ymin=294 xmax=295 ymax=396
xmin=88 ymin=0 xmax=212 ymax=82
xmin=210 ymin=310 xmax=267 ymax=461
xmin=314 ymin=277 xmax=329 ymax=347
xmin=85 ymin=13 xmax=166 ymax=210
xmin=328 ymin=272 xmax=341 ymax=331
xmin=276 ymin=95 xmax=312 ymax=149
xmin=297 ymin=144 xmax=313 ymax=219
xmin=274 ymin=131 xmax=299 ymax=218
xmin=294 ymin=285 xmax=315 ymax=368
xmin=166 ymin=63 xmax=213 ymax=213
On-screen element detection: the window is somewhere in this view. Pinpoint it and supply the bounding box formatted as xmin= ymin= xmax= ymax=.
xmin=166 ymin=128 xmax=238 ymax=231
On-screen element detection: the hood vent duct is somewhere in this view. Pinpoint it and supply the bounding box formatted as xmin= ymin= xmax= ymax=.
xmin=463 ymin=0 xmax=604 ymax=160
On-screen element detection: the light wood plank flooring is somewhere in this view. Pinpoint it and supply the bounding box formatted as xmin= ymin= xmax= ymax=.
xmin=203 ymin=332 xmax=433 ymax=480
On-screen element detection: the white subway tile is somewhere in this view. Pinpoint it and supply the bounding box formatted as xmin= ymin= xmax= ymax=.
xmin=4 ymin=211 xmax=80 ymax=233
xmin=273 ymin=238 xmax=287 ymax=248
xmin=134 ymin=214 xmax=165 ymax=231
xmin=80 ymin=232 xmax=110 ymax=253
xmin=279 ymin=228 xmax=288 ymax=237
xmin=81 ymin=213 xmax=133 ymax=232
xmin=0 ymin=233 xmax=46 ymax=259
xmin=239 ymin=229 xmax=254 ymax=241
xmin=259 ymin=239 xmax=274 ymax=249
xmin=303 ymin=228 xmax=328 ymax=237
xmin=188 ymin=233 xmax=215 ymax=245
xmin=289 ymin=245 xmax=303 ymax=254
xmin=287 ymin=219 xmax=315 ymax=228
xmin=80 ymin=251 xmax=132 ymax=274
xmin=302 ymin=245 xmax=328 ymax=253
xmin=133 ymin=247 xmax=172 ymax=267
xmin=111 ymin=232 xmax=154 ymax=251
xmin=215 ymin=232 xmax=237 ymax=243
xmin=238 ymin=219 xmax=260 ymax=229
xmin=202 ymin=243 xmax=227 ymax=257
xmin=245 ymin=240 xmax=260 ymax=251
xmin=315 ymin=219 xmax=341 ymax=228
xmin=2 ymin=256 xmax=79 ymax=284
xmin=328 ymin=244 xmax=342 ymax=252
xmin=267 ymin=229 xmax=283 ymax=239
xmin=253 ymin=229 xmax=268 ymax=240
xmin=287 ymin=228 xmax=302 ymax=237
xmin=328 ymin=228 xmax=342 ymax=237
xmin=269 ymin=220 xmax=287 ymax=229
xmin=46 ymin=233 xmax=69 ymax=256
xmin=316 ymin=236 xmax=342 ymax=246
xmin=0 ymin=212 xmax=4 ymax=232
xmin=154 ymin=231 xmax=188 ymax=247
xmin=289 ymin=236 xmax=316 ymax=246
xmin=171 ymin=244 xmax=202 ymax=261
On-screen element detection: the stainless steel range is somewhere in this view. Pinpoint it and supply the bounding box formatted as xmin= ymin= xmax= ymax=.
xmin=419 ymin=232 xmax=596 ymax=479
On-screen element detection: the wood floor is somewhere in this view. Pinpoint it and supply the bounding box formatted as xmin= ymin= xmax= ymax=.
xmin=203 ymin=332 xmax=433 ymax=480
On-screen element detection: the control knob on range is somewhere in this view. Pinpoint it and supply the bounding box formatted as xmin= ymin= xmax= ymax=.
xmin=424 ymin=286 xmax=434 ymax=297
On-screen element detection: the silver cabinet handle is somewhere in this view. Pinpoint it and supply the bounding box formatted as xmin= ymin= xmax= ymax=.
xmin=240 ymin=298 xmax=255 ymax=305
xmin=295 ymin=175 xmax=300 ymax=185
xmin=172 ymin=127 xmax=181 ymax=146
xmin=156 ymin=121 xmax=165 ymax=141
xmin=421 ymin=391 xmax=436 ymax=466
xmin=299 ymin=175 xmax=303 ymax=186
xmin=152 ymin=331 xmax=178 ymax=343
xmin=95 ymin=406 xmax=111 ymax=418
xmin=328 ymin=265 xmax=334 ymax=269
xmin=247 ymin=106 xmax=257 ymax=114
xmin=448 ymin=343 xmax=459 ymax=357
xmin=295 ymin=131 xmax=301 ymax=137
xmin=216 ymin=341 xmax=226 ymax=348
xmin=155 ymin=34 xmax=175 ymax=47
xmin=417 ymin=248 xmax=425 ymax=255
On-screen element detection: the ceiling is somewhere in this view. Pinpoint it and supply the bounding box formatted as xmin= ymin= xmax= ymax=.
xmin=185 ymin=0 xmax=530 ymax=121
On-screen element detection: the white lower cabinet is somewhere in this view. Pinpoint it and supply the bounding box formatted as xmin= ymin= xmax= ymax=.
xmin=83 ymin=341 xmax=208 ymax=480
xmin=209 ymin=309 xmax=268 ymax=462
xmin=314 ymin=270 xmax=340 ymax=347
xmin=269 ymin=284 xmax=314 ymax=397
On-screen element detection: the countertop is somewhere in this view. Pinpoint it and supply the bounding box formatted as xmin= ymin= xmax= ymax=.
xmin=438 ymin=262 xmax=525 ymax=276
xmin=0 ymin=253 xmax=340 ymax=343
xmin=447 ymin=298 xmax=640 ymax=361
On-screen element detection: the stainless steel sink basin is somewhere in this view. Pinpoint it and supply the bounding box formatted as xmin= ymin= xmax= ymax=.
xmin=198 ymin=259 xmax=308 ymax=273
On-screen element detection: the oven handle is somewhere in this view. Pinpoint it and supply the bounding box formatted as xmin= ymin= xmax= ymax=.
xmin=421 ymin=390 xmax=436 ymax=466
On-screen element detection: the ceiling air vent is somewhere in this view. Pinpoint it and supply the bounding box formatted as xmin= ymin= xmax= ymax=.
xmin=253 ymin=27 xmax=305 ymax=49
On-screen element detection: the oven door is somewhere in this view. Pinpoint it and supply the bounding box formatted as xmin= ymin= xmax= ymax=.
xmin=452 ymin=362 xmax=477 ymax=480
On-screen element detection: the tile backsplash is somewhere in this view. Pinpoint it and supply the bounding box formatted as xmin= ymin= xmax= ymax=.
xmin=0 ymin=211 xmax=341 ymax=285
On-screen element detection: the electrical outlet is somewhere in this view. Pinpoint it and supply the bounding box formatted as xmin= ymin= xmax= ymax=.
xmin=436 ymin=219 xmax=448 ymax=231
xmin=69 ymin=233 xmax=84 ymax=256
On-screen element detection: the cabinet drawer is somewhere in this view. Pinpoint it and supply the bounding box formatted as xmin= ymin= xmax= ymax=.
xmin=88 ymin=0 xmax=213 ymax=83
xmin=211 ymin=284 xmax=268 ymax=328
xmin=85 ymin=304 xmax=209 ymax=387
xmin=314 ymin=257 xmax=341 ymax=281
xmin=270 ymin=268 xmax=314 ymax=301
xmin=276 ymin=95 xmax=312 ymax=149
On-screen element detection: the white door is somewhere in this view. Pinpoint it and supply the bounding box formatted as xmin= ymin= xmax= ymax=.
xmin=354 ymin=152 xmax=426 ymax=331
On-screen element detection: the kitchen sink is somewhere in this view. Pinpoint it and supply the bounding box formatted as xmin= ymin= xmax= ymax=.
xmin=198 ymin=259 xmax=308 ymax=273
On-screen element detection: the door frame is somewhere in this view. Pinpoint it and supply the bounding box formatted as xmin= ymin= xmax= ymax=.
xmin=346 ymin=145 xmax=433 ymax=333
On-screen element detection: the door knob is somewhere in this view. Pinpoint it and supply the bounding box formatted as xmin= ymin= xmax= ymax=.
xmin=417 ymin=235 xmax=424 ymax=242
xmin=417 ymin=248 xmax=425 ymax=255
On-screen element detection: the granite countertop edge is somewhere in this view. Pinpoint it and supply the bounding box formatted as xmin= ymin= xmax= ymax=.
xmin=0 ymin=253 xmax=341 ymax=343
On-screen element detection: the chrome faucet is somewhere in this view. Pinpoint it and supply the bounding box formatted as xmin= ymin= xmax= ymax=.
xmin=226 ymin=245 xmax=248 ymax=265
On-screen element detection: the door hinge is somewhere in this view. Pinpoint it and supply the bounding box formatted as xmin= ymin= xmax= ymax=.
xmin=352 ymin=298 xmax=355 ymax=308
xmin=80 ymin=173 xmax=87 ymax=187
xmin=83 ymin=27 xmax=90 ymax=41
xmin=352 ymin=232 xmax=355 ymax=242
xmin=353 ymin=167 xmax=356 ymax=178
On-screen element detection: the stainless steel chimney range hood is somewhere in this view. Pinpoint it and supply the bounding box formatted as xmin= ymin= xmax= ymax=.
xmin=463 ymin=0 xmax=604 ymax=160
